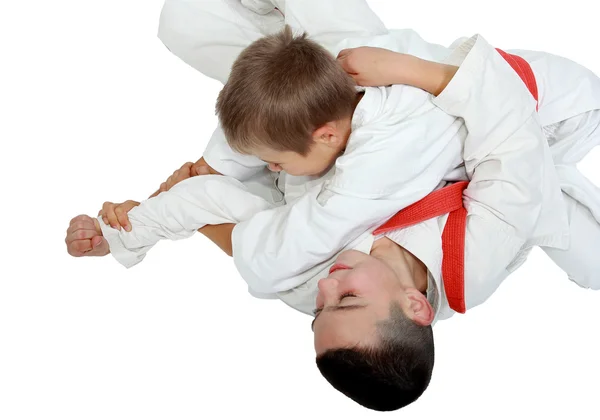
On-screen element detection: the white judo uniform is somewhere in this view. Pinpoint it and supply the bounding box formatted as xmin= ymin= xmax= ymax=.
xmin=99 ymin=1 xmax=600 ymax=321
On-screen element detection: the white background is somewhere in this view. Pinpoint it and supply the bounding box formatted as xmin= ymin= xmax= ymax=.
xmin=1 ymin=0 xmax=599 ymax=419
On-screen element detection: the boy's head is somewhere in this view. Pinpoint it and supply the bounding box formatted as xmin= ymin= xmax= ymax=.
xmin=312 ymin=249 xmax=435 ymax=411
xmin=216 ymin=26 xmax=358 ymax=176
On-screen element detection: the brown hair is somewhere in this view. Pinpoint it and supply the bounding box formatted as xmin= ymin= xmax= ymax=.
xmin=216 ymin=25 xmax=357 ymax=156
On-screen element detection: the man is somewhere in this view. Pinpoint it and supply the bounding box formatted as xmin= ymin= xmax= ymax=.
xmin=66 ymin=21 xmax=600 ymax=409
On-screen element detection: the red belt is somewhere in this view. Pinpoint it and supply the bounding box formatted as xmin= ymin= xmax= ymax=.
xmin=373 ymin=49 xmax=539 ymax=314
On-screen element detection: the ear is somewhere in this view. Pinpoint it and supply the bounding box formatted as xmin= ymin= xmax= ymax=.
xmin=404 ymin=288 xmax=435 ymax=326
xmin=312 ymin=122 xmax=342 ymax=148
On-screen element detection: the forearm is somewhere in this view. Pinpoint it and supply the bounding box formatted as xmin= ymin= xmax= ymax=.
xmin=198 ymin=223 xmax=235 ymax=256
xmin=393 ymin=54 xmax=458 ymax=96
xmin=102 ymin=175 xmax=273 ymax=268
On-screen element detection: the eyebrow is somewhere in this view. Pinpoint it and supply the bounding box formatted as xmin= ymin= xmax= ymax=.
xmin=311 ymin=304 xmax=367 ymax=331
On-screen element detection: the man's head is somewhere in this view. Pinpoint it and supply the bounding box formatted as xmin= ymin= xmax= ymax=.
xmin=313 ymin=248 xmax=435 ymax=411
xmin=216 ymin=26 xmax=358 ymax=176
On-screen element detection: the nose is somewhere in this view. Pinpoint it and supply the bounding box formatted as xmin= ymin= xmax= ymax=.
xmin=316 ymin=277 xmax=339 ymax=306
xmin=267 ymin=163 xmax=282 ymax=172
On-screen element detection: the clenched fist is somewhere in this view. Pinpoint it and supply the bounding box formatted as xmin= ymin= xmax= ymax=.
xmin=65 ymin=214 xmax=110 ymax=257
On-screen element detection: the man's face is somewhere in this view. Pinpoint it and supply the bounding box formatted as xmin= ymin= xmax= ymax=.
xmin=312 ymin=250 xmax=409 ymax=354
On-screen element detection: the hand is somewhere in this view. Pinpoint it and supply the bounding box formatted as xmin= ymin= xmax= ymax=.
xmin=149 ymin=157 xmax=221 ymax=199
xmin=158 ymin=162 xmax=197 ymax=194
xmin=98 ymin=200 xmax=140 ymax=232
xmin=66 ymin=214 xmax=110 ymax=257
xmin=192 ymin=157 xmax=221 ymax=176
xmin=337 ymin=47 xmax=410 ymax=87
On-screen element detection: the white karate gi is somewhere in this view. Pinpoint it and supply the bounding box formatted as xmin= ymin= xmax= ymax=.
xmin=158 ymin=0 xmax=576 ymax=294
xmin=99 ymin=31 xmax=600 ymax=321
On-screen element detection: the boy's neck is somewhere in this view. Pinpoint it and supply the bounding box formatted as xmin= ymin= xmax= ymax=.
xmin=338 ymin=92 xmax=366 ymax=152
xmin=352 ymin=91 xmax=365 ymax=118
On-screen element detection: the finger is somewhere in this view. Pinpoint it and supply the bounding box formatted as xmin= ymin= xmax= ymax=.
xmin=101 ymin=202 xmax=120 ymax=229
xmin=181 ymin=163 xmax=194 ymax=178
xmin=115 ymin=207 xmax=131 ymax=232
xmin=89 ymin=236 xmax=110 ymax=256
xmin=123 ymin=200 xmax=140 ymax=209
xmin=195 ymin=165 xmax=210 ymax=176
xmin=166 ymin=175 xmax=174 ymax=190
xmin=337 ymin=50 xmax=355 ymax=71
xmin=105 ymin=206 xmax=121 ymax=231
xmin=96 ymin=209 xmax=109 ymax=226
xmin=91 ymin=236 xmax=104 ymax=249
xmin=66 ymin=218 xmax=95 ymax=236
xmin=101 ymin=201 xmax=115 ymax=213
xmin=336 ymin=48 xmax=351 ymax=60
xmin=159 ymin=182 xmax=167 ymax=192
xmin=67 ymin=238 xmax=94 ymax=257
xmin=69 ymin=214 xmax=90 ymax=226
xmin=69 ymin=226 xmax=98 ymax=242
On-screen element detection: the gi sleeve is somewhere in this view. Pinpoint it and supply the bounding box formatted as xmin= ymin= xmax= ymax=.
xmin=157 ymin=0 xmax=281 ymax=83
xmin=202 ymin=125 xmax=268 ymax=181
xmin=282 ymin=0 xmax=389 ymax=54
xmin=99 ymin=175 xmax=274 ymax=269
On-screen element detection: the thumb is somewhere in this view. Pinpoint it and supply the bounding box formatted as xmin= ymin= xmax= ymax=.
xmin=91 ymin=236 xmax=104 ymax=249
xmin=336 ymin=50 xmax=354 ymax=72
xmin=195 ymin=165 xmax=211 ymax=176
xmin=337 ymin=48 xmax=350 ymax=60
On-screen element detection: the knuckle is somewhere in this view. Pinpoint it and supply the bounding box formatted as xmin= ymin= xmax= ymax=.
xmin=72 ymin=214 xmax=84 ymax=222
xmin=76 ymin=230 xmax=88 ymax=240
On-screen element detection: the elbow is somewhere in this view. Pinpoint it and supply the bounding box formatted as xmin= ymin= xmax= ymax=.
xmin=516 ymin=200 xmax=543 ymax=238
xmin=224 ymin=246 xmax=233 ymax=258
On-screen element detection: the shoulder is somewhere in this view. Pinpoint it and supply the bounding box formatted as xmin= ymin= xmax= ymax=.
xmin=327 ymin=88 xmax=459 ymax=198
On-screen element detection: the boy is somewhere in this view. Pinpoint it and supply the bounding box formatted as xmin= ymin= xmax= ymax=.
xmin=151 ymin=0 xmax=599 ymax=295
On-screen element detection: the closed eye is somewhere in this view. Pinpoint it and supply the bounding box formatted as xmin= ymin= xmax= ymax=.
xmin=312 ymin=293 xmax=357 ymax=316
xmin=311 ymin=293 xmax=359 ymax=330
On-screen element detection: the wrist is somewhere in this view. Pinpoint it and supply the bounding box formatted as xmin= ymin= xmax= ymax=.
xmin=388 ymin=53 xmax=420 ymax=86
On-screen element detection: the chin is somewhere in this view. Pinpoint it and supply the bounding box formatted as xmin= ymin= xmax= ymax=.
xmin=292 ymin=168 xmax=326 ymax=177
xmin=316 ymin=162 xmax=337 ymax=177
xmin=338 ymin=249 xmax=369 ymax=265
xmin=336 ymin=249 xmax=357 ymax=264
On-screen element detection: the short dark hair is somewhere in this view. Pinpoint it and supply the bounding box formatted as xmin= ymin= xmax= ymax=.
xmin=315 ymin=303 xmax=435 ymax=411
xmin=215 ymin=25 xmax=357 ymax=156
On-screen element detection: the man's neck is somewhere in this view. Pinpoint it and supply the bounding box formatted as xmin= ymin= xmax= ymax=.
xmin=370 ymin=237 xmax=428 ymax=293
